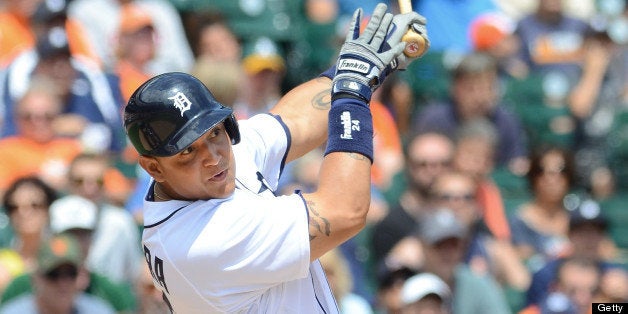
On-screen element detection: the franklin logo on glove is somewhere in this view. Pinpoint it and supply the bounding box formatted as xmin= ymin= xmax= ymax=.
xmin=338 ymin=59 xmax=370 ymax=74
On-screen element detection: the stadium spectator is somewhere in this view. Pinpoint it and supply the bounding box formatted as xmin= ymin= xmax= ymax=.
xmin=1 ymin=195 xmax=137 ymax=313
xmin=68 ymin=0 xmax=194 ymax=73
xmin=188 ymin=12 xmax=242 ymax=62
xmin=452 ymin=118 xmax=512 ymax=240
xmin=417 ymin=209 xmax=511 ymax=314
xmin=431 ymin=170 xmax=530 ymax=311
xmin=232 ymin=37 xmax=286 ymax=119
xmin=524 ymin=198 xmax=628 ymax=307
xmin=400 ymin=272 xmax=451 ymax=314
xmin=0 ymin=77 xmax=83 ymax=193
xmin=373 ymin=266 xmax=417 ymax=314
xmin=411 ymin=51 xmax=529 ymax=172
xmin=0 ymin=0 xmax=98 ymax=67
xmin=510 ymin=145 xmax=576 ymax=273
xmin=0 ymin=26 xmax=126 ymax=153
xmin=377 ymin=75 xmax=416 ymax=138
xmin=63 ymin=153 xmax=142 ymax=285
xmin=0 ymin=177 xmax=57 ymax=292
xmin=370 ymin=88 xmax=405 ymax=191
xmin=114 ymin=3 xmax=157 ymax=103
xmin=319 ymin=248 xmax=373 ymax=314
xmin=0 ymin=234 xmax=115 ymax=313
xmin=372 ymin=131 xmax=455 ymax=267
xmin=188 ymin=12 xmax=243 ymax=108
xmin=469 ymin=11 xmax=529 ymax=80
xmin=519 ymin=257 xmax=602 ymax=314
xmin=135 ymin=264 xmax=170 ymax=314
xmin=514 ymin=0 xmax=590 ymax=80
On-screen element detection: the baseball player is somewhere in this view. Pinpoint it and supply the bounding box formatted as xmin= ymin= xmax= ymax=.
xmin=123 ymin=3 xmax=428 ymax=313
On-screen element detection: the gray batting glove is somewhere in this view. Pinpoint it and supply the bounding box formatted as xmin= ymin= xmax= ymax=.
xmin=386 ymin=11 xmax=429 ymax=70
xmin=332 ymin=3 xmax=406 ymax=102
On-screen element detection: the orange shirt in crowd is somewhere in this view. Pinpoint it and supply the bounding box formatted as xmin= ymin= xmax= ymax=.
xmin=116 ymin=60 xmax=151 ymax=103
xmin=0 ymin=12 xmax=100 ymax=67
xmin=476 ymin=179 xmax=511 ymax=240
xmin=0 ymin=136 xmax=83 ymax=191
xmin=371 ymin=100 xmax=403 ymax=190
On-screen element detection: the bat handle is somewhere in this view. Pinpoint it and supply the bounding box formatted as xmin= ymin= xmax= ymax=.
xmin=399 ymin=0 xmax=413 ymax=14
xmin=398 ymin=0 xmax=428 ymax=58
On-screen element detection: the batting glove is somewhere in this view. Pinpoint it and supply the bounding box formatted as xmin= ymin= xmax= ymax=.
xmin=332 ymin=3 xmax=406 ymax=103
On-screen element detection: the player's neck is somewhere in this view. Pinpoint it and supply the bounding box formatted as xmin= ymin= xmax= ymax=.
xmin=154 ymin=183 xmax=173 ymax=202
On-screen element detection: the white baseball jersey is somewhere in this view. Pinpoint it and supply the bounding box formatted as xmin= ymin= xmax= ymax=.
xmin=141 ymin=114 xmax=339 ymax=313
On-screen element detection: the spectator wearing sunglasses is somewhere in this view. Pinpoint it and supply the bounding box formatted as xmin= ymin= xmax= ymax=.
xmin=0 ymin=234 xmax=114 ymax=314
xmin=371 ymin=131 xmax=455 ymax=271
xmin=0 ymin=176 xmax=57 ymax=293
xmin=0 ymin=76 xmax=82 ymax=195
xmin=431 ymin=170 xmax=530 ymax=312
xmin=63 ymin=153 xmax=142 ymax=286
xmin=0 ymin=195 xmax=137 ymax=313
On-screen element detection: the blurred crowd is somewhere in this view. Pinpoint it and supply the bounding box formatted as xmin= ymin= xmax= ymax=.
xmin=0 ymin=0 xmax=626 ymax=313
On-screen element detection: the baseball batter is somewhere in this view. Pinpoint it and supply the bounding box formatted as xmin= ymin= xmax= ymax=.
xmin=123 ymin=3 xmax=427 ymax=313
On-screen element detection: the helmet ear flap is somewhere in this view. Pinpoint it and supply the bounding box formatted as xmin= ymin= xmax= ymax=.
xmin=224 ymin=114 xmax=240 ymax=145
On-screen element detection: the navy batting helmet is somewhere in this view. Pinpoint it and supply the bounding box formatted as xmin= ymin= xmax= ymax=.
xmin=124 ymin=72 xmax=240 ymax=157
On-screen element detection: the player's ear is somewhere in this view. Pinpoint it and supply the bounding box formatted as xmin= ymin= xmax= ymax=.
xmin=138 ymin=155 xmax=166 ymax=182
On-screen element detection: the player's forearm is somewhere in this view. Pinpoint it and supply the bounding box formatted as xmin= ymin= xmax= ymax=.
xmin=305 ymin=151 xmax=372 ymax=261
xmin=269 ymin=77 xmax=332 ymax=163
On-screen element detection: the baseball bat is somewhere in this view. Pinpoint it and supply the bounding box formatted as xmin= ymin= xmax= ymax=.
xmin=398 ymin=0 xmax=427 ymax=58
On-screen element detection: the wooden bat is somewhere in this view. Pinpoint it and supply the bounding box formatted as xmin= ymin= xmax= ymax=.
xmin=398 ymin=0 xmax=427 ymax=58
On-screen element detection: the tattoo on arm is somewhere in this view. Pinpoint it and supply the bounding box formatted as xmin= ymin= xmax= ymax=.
xmin=307 ymin=200 xmax=331 ymax=241
xmin=348 ymin=153 xmax=369 ymax=161
xmin=311 ymin=87 xmax=331 ymax=110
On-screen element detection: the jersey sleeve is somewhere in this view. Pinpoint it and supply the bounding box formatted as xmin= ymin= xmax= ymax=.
xmin=233 ymin=114 xmax=290 ymax=189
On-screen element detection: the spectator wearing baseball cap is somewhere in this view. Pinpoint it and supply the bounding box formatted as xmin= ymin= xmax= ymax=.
xmin=374 ymin=265 xmax=417 ymax=314
xmin=0 ymin=195 xmax=137 ymax=313
xmin=469 ymin=12 xmax=528 ymax=80
xmin=430 ymin=169 xmax=530 ymax=313
xmin=50 ymin=195 xmax=98 ymax=234
xmin=418 ymin=209 xmax=511 ymax=314
xmin=233 ymin=37 xmax=286 ymax=119
xmin=521 ymin=257 xmax=601 ymax=314
xmin=36 ymin=234 xmax=82 ymax=279
xmin=241 ymin=37 xmax=286 ymax=75
xmin=0 ymin=24 xmax=126 ymax=154
xmin=419 ymin=208 xmax=468 ymax=247
xmin=0 ymin=234 xmax=115 ymax=314
xmin=524 ymin=197 xmax=628 ymax=308
xmin=400 ymin=272 xmax=451 ymax=314
xmin=29 ymin=0 xmax=100 ymax=66
xmin=0 ymin=0 xmax=99 ymax=68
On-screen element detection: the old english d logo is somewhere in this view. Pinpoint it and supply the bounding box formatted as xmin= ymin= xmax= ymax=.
xmin=169 ymin=92 xmax=192 ymax=116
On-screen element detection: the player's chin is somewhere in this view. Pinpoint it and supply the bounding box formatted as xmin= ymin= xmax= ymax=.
xmin=206 ymin=173 xmax=236 ymax=199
